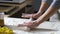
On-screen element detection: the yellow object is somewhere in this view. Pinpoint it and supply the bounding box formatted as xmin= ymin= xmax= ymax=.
xmin=0 ymin=26 xmax=14 ymax=34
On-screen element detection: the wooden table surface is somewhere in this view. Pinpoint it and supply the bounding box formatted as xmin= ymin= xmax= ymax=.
xmin=0 ymin=0 xmax=31 ymax=15
xmin=0 ymin=6 xmax=15 ymax=12
xmin=0 ymin=0 xmax=30 ymax=6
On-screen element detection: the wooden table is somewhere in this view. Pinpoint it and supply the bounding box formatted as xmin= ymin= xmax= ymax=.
xmin=0 ymin=0 xmax=32 ymax=16
xmin=0 ymin=6 xmax=15 ymax=12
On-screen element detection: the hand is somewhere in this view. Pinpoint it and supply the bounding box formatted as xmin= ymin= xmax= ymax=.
xmin=21 ymin=13 xmax=40 ymax=19
xmin=18 ymin=20 xmax=39 ymax=28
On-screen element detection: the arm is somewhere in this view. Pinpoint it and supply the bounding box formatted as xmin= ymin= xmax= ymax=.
xmin=36 ymin=0 xmax=60 ymax=24
xmin=21 ymin=0 xmax=52 ymax=19
xmin=37 ymin=0 xmax=52 ymax=15
xmin=19 ymin=0 xmax=60 ymax=28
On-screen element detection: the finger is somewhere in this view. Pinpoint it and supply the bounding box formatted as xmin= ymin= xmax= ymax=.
xmin=17 ymin=24 xmax=27 ymax=27
xmin=21 ymin=13 xmax=32 ymax=18
xmin=21 ymin=14 xmax=25 ymax=17
xmin=24 ymin=22 xmax=31 ymax=25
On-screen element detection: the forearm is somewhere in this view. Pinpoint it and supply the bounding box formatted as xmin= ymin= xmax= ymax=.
xmin=37 ymin=2 xmax=47 ymax=15
xmin=37 ymin=7 xmax=58 ymax=24
xmin=36 ymin=0 xmax=60 ymax=24
xmin=37 ymin=0 xmax=52 ymax=15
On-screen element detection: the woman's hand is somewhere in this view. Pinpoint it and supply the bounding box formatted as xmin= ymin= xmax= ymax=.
xmin=21 ymin=13 xmax=41 ymax=19
xmin=18 ymin=20 xmax=39 ymax=28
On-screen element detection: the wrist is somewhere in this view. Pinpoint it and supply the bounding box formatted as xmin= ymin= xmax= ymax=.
xmin=34 ymin=20 xmax=40 ymax=24
xmin=35 ymin=18 xmax=43 ymax=24
xmin=36 ymin=12 xmax=42 ymax=16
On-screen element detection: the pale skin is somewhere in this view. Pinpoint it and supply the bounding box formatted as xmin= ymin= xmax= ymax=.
xmin=18 ymin=0 xmax=59 ymax=28
xmin=22 ymin=2 xmax=48 ymax=19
